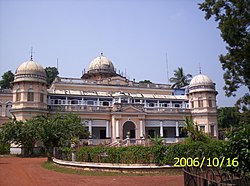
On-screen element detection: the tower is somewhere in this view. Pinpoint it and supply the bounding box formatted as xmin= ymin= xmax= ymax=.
xmin=11 ymin=59 xmax=48 ymax=120
xmin=187 ymin=74 xmax=218 ymax=137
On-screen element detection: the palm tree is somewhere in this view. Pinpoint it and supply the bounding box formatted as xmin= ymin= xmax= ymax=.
xmin=169 ymin=67 xmax=192 ymax=88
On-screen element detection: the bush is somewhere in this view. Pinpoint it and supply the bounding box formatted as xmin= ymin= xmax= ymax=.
xmin=75 ymin=140 xmax=226 ymax=166
xmin=224 ymin=126 xmax=250 ymax=176
xmin=0 ymin=143 xmax=10 ymax=155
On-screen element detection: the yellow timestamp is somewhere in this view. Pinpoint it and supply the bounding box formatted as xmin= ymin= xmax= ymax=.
xmin=173 ymin=157 xmax=239 ymax=168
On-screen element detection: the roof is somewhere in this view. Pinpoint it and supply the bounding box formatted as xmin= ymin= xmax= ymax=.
xmin=14 ymin=60 xmax=46 ymax=83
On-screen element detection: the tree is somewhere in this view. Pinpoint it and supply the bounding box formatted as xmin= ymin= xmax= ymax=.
xmin=170 ymin=67 xmax=192 ymax=88
xmin=139 ymin=80 xmax=152 ymax=84
xmin=0 ymin=119 xmax=39 ymax=155
xmin=184 ymin=116 xmax=209 ymax=142
xmin=199 ymin=0 xmax=250 ymax=97
xmin=0 ymin=70 xmax=14 ymax=89
xmin=44 ymin=67 xmax=59 ymax=86
xmin=225 ymin=125 xmax=250 ymax=176
xmin=217 ymin=107 xmax=240 ymax=128
xmin=33 ymin=113 xmax=88 ymax=160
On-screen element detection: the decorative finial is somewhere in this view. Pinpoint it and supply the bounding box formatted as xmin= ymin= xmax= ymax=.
xmin=199 ymin=63 xmax=202 ymax=74
xmin=30 ymin=47 xmax=34 ymax=61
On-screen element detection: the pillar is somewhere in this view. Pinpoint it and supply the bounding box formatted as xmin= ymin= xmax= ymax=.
xmin=160 ymin=121 xmax=163 ymax=137
xmin=106 ymin=120 xmax=110 ymax=138
xmin=116 ymin=119 xmax=119 ymax=138
xmin=140 ymin=120 xmax=143 ymax=138
xmin=176 ymin=121 xmax=179 ymax=137
xmin=88 ymin=120 xmax=92 ymax=137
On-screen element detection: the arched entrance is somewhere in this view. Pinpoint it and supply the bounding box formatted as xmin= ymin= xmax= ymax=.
xmin=123 ymin=121 xmax=136 ymax=139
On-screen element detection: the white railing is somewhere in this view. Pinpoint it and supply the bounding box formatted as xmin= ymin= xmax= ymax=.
xmin=80 ymin=139 xmax=111 ymax=146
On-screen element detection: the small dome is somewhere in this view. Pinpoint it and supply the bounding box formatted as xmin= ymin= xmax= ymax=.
xmin=189 ymin=74 xmax=213 ymax=87
xmin=14 ymin=60 xmax=46 ymax=83
xmin=189 ymin=74 xmax=215 ymax=93
xmin=88 ymin=53 xmax=115 ymax=72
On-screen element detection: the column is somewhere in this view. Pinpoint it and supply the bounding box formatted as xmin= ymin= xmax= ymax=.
xmin=106 ymin=120 xmax=110 ymax=138
xmin=140 ymin=120 xmax=143 ymax=138
xmin=116 ymin=119 xmax=120 ymax=138
xmin=97 ymin=98 xmax=100 ymax=106
xmin=176 ymin=121 xmax=179 ymax=137
xmin=88 ymin=120 xmax=92 ymax=137
xmin=160 ymin=121 xmax=163 ymax=137
xmin=213 ymin=125 xmax=217 ymax=137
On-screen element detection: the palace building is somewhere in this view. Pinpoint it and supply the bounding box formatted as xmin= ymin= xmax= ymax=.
xmin=0 ymin=53 xmax=218 ymax=145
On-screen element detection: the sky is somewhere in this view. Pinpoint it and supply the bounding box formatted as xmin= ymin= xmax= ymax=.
xmin=0 ymin=0 xmax=248 ymax=107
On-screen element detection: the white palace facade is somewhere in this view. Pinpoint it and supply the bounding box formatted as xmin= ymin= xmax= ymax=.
xmin=1 ymin=53 xmax=218 ymax=145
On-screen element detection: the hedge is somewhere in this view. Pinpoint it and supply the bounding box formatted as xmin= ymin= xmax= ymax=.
xmin=75 ymin=140 xmax=226 ymax=165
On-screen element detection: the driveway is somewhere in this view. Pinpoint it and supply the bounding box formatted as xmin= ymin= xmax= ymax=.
xmin=0 ymin=157 xmax=184 ymax=186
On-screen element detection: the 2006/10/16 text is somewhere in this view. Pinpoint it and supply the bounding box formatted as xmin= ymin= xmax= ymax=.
xmin=173 ymin=157 xmax=239 ymax=168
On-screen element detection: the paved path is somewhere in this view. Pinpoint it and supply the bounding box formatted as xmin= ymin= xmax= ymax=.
xmin=0 ymin=157 xmax=184 ymax=186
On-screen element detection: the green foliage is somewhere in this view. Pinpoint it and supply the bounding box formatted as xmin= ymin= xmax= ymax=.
xmin=44 ymin=67 xmax=59 ymax=86
xmin=164 ymin=140 xmax=226 ymax=165
xmin=0 ymin=113 xmax=88 ymax=158
xmin=217 ymin=106 xmax=250 ymax=129
xmin=76 ymin=146 xmax=155 ymax=164
xmin=0 ymin=119 xmax=39 ymax=155
xmin=184 ymin=116 xmax=210 ymax=142
xmin=75 ymin=139 xmax=226 ymax=166
xmin=218 ymin=107 xmax=240 ymax=128
xmin=0 ymin=143 xmax=10 ymax=154
xmin=32 ymin=113 xmax=88 ymax=159
xmin=0 ymin=70 xmax=14 ymax=89
xmin=199 ymin=0 xmax=250 ymax=96
xmin=236 ymin=93 xmax=250 ymax=112
xmin=139 ymin=80 xmax=152 ymax=84
xmin=225 ymin=126 xmax=250 ymax=176
xmin=170 ymin=67 xmax=192 ymax=88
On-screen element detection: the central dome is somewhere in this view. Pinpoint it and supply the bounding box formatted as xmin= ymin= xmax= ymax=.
xmin=88 ymin=53 xmax=115 ymax=72
xmin=14 ymin=60 xmax=46 ymax=83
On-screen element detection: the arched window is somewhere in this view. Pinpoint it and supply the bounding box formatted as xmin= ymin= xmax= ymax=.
xmin=208 ymin=97 xmax=213 ymax=107
xmin=40 ymin=90 xmax=44 ymax=103
xmin=27 ymin=88 xmax=34 ymax=101
xmin=190 ymin=99 xmax=194 ymax=108
xmin=16 ymin=89 xmax=21 ymax=101
xmin=198 ymin=97 xmax=203 ymax=108
xmin=6 ymin=101 xmax=12 ymax=117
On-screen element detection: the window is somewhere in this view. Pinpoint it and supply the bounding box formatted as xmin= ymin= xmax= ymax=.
xmin=16 ymin=89 xmax=21 ymax=101
xmin=199 ymin=126 xmax=205 ymax=132
xmin=27 ymin=89 xmax=34 ymax=101
xmin=198 ymin=98 xmax=203 ymax=108
xmin=6 ymin=102 xmax=12 ymax=117
xmin=40 ymin=93 xmax=44 ymax=103
xmin=211 ymin=125 xmax=215 ymax=136
xmin=190 ymin=101 xmax=194 ymax=108
xmin=208 ymin=100 xmax=212 ymax=107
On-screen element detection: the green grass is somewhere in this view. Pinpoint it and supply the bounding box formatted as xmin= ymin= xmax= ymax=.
xmin=42 ymin=161 xmax=183 ymax=176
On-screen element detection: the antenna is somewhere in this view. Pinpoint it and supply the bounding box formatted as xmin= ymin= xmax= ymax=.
xmin=56 ymin=58 xmax=59 ymax=71
xmin=199 ymin=63 xmax=202 ymax=74
xmin=166 ymin=52 xmax=169 ymax=83
xmin=125 ymin=68 xmax=127 ymax=78
xmin=30 ymin=47 xmax=35 ymax=61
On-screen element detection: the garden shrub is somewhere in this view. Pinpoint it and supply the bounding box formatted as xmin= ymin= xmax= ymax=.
xmin=0 ymin=142 xmax=10 ymax=155
xmin=75 ymin=139 xmax=226 ymax=166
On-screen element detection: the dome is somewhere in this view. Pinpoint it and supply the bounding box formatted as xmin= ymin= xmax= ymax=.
xmin=189 ymin=74 xmax=213 ymax=87
xmin=14 ymin=60 xmax=46 ymax=83
xmin=188 ymin=74 xmax=215 ymax=93
xmin=88 ymin=53 xmax=115 ymax=72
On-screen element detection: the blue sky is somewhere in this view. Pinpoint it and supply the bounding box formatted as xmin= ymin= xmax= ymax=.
xmin=0 ymin=0 xmax=248 ymax=107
